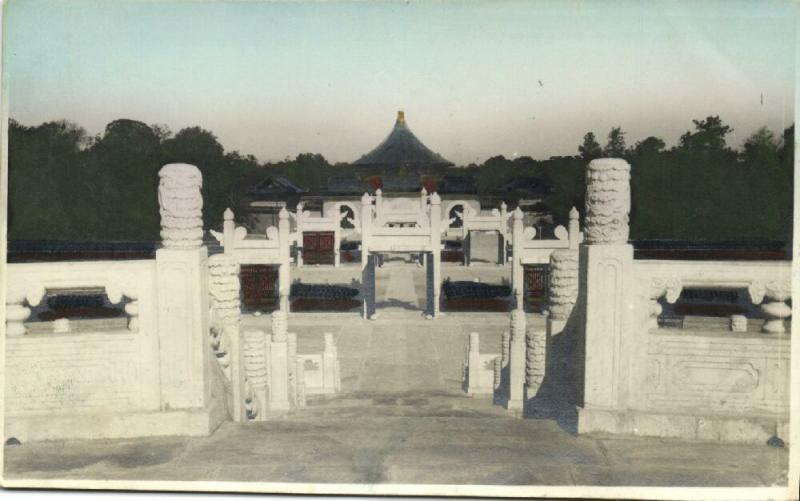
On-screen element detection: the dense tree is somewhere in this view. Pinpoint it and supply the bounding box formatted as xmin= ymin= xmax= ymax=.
xmin=603 ymin=127 xmax=626 ymax=157
xmin=578 ymin=132 xmax=602 ymax=160
xmin=741 ymin=126 xmax=780 ymax=167
xmin=630 ymin=136 xmax=666 ymax=157
xmin=677 ymin=115 xmax=734 ymax=153
xmin=6 ymin=115 xmax=794 ymax=245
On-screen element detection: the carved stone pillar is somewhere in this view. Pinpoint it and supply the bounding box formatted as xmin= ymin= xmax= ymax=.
xmin=269 ymin=309 xmax=291 ymax=411
xmin=158 ymin=163 xmax=204 ymax=249
xmin=278 ymin=208 xmax=291 ymax=313
xmin=493 ymin=356 xmax=502 ymax=392
xmin=208 ymin=253 xmax=245 ymax=421
xmin=525 ymin=327 xmax=546 ymax=401
xmin=584 ymin=158 xmax=631 ymax=245
xmin=511 ymin=208 xmax=525 ymax=309
xmin=242 ymin=327 xmax=268 ymax=420
xmin=155 ymin=163 xmax=212 ymax=410
xmin=360 ymin=193 xmax=374 ymax=319
xmin=429 ymin=193 xmax=442 ymax=318
xmin=548 ymin=249 xmax=579 ymax=337
xmin=506 ymin=309 xmax=526 ymax=413
xmin=578 ymin=158 xmax=639 ymax=431
xmin=288 ymin=332 xmax=297 ymax=406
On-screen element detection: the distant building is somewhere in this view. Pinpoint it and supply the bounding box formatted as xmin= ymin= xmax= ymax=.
xmin=245 ymin=111 xmax=550 ymax=234
xmin=354 ymin=111 xmax=453 ymax=171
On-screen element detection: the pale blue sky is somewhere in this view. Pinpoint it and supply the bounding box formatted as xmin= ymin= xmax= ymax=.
xmin=3 ymin=0 xmax=796 ymax=164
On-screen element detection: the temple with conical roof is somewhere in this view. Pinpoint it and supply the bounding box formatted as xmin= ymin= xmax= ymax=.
xmin=354 ymin=111 xmax=453 ymax=170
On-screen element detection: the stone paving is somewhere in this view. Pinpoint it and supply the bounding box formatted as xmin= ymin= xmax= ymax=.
xmin=3 ymin=393 xmax=789 ymax=486
xmin=3 ymin=259 xmax=791 ymax=488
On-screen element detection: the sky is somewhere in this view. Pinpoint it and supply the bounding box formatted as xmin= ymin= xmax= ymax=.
xmin=2 ymin=0 xmax=797 ymax=165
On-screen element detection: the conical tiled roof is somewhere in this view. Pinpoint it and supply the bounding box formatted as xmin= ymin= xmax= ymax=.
xmin=354 ymin=111 xmax=453 ymax=168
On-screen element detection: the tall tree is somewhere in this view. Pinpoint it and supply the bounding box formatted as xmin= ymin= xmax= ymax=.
xmin=603 ymin=126 xmax=626 ymax=157
xmin=741 ymin=126 xmax=779 ymax=167
xmin=678 ymin=115 xmax=733 ymax=153
xmin=578 ymin=132 xmax=602 ymax=160
xmin=631 ymin=136 xmax=666 ymax=156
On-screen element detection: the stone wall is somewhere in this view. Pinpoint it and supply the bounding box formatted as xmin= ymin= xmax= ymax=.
xmin=575 ymin=158 xmax=792 ymax=443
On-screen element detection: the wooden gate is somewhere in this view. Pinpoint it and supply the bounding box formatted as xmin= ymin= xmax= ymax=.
xmin=303 ymin=231 xmax=335 ymax=265
xmin=240 ymin=265 xmax=279 ymax=311
xmin=524 ymin=264 xmax=549 ymax=312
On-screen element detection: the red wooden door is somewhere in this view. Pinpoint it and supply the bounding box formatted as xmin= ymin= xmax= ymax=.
xmin=302 ymin=232 xmax=334 ymax=265
xmin=318 ymin=232 xmax=334 ymax=251
xmin=304 ymin=233 xmax=318 ymax=251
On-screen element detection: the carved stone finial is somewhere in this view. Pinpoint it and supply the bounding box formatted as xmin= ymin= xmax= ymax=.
xmin=279 ymin=207 xmax=289 ymax=220
xmin=224 ymin=208 xmax=234 ymax=221
xmin=429 ymin=192 xmax=441 ymax=205
xmin=584 ymin=158 xmax=630 ymax=245
xmin=361 ymin=192 xmax=372 ymax=205
xmin=375 ymin=188 xmax=383 ymax=196
xmin=513 ymin=207 xmax=524 ymax=220
xmin=569 ymin=206 xmax=579 ymax=220
xmin=158 ymin=163 xmax=204 ymax=249
xmin=501 ymin=201 xmax=507 ymax=211
xmin=421 ymin=187 xmax=428 ymax=196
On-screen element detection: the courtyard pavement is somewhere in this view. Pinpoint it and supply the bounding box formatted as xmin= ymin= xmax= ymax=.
xmin=3 ymin=392 xmax=789 ymax=487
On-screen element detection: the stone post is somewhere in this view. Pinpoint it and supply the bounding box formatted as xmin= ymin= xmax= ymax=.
xmin=506 ymin=309 xmax=526 ymax=413
xmin=288 ymin=332 xmax=297 ymax=405
xmin=499 ymin=202 xmax=508 ymax=265
xmin=295 ymin=203 xmax=305 ymax=267
xmin=429 ymin=193 xmax=442 ymax=318
xmin=323 ymin=332 xmax=338 ymax=393
xmin=223 ymin=208 xmax=235 ymax=252
xmin=208 ymin=253 xmax=246 ymax=422
xmin=333 ymin=227 xmax=341 ymax=268
xmin=295 ymin=356 xmax=307 ymax=408
xmin=548 ymin=249 xmax=579 ymax=337
xmin=155 ymin=163 xmax=212 ymax=410
xmin=577 ymin=158 xmax=638 ymax=430
xmin=269 ymin=309 xmax=291 ymax=411
xmin=466 ymin=332 xmax=481 ymax=396
xmin=568 ymin=206 xmax=580 ymax=250
xmin=360 ymin=193 xmax=375 ymax=319
xmin=375 ymin=188 xmax=383 ymax=218
xmin=420 ymin=187 xmax=428 ymax=212
xmin=278 ymin=208 xmax=291 ymax=313
xmin=511 ymin=208 xmax=525 ymax=310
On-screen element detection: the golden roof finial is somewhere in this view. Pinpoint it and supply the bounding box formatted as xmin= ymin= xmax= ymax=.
xmin=397 ymin=110 xmax=405 ymax=123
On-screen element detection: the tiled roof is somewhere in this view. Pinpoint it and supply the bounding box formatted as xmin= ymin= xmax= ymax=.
xmin=354 ymin=111 xmax=453 ymax=168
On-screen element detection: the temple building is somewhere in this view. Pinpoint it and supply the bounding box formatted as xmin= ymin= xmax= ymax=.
xmin=353 ymin=110 xmax=453 ymax=173
xmin=245 ymin=110 xmax=550 ymax=234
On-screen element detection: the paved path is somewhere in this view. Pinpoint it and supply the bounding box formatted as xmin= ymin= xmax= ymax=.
xmin=245 ymin=310 xmax=518 ymax=395
xmin=4 ymin=394 xmax=789 ymax=487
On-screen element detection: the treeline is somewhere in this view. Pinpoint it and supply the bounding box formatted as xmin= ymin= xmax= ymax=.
xmin=6 ymin=116 xmax=793 ymax=243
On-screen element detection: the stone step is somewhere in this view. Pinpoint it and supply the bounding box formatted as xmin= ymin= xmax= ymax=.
xmin=298 ymin=391 xmax=512 ymax=420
